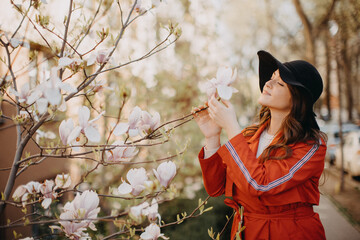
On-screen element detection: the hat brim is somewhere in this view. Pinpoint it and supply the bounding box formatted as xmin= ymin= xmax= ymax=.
xmin=257 ymin=50 xmax=306 ymax=91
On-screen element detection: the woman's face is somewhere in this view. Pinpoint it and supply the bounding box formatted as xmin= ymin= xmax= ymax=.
xmin=258 ymin=69 xmax=292 ymax=113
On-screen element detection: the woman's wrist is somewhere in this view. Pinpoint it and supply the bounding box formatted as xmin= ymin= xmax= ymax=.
xmin=205 ymin=135 xmax=221 ymax=149
xmin=225 ymin=122 xmax=241 ymax=140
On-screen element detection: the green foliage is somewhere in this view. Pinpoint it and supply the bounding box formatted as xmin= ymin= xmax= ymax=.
xmin=160 ymin=188 xmax=232 ymax=239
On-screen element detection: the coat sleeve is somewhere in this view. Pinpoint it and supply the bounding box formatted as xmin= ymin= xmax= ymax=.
xmin=198 ymin=147 xmax=227 ymax=197
xmin=217 ymin=133 xmax=326 ymax=197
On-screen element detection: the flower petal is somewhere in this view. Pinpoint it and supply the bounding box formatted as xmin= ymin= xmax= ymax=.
xmin=78 ymin=106 xmax=90 ymax=129
xmin=84 ymin=125 xmax=101 ymax=143
xmin=113 ymin=123 xmax=129 ymax=136
xmin=117 ymin=182 xmax=132 ymax=195
xmin=217 ymin=85 xmax=233 ymax=100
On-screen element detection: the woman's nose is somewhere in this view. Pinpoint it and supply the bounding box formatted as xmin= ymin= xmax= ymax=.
xmin=265 ymin=80 xmax=273 ymax=88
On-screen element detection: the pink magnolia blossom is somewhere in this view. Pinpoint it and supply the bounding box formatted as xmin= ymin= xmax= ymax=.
xmin=128 ymin=106 xmax=142 ymax=137
xmin=86 ymin=48 xmax=113 ymax=66
xmin=58 ymin=57 xmax=82 ymax=69
xmin=40 ymin=180 xmax=58 ymax=209
xmin=117 ymin=168 xmax=148 ymax=196
xmin=9 ymin=83 xmax=30 ymax=103
xmin=153 ymin=161 xmax=176 ymax=188
xmin=106 ymin=140 xmax=138 ymax=162
xmin=112 ymin=122 xmax=130 ymax=136
xmin=126 ymin=106 xmax=161 ymax=137
xmin=56 ymin=190 xmax=100 ymax=239
xmin=204 ymin=66 xmax=238 ymax=100
xmin=12 ymin=181 xmax=41 ymax=203
xmin=129 ymin=202 xmax=149 ymax=223
xmin=143 ymin=199 xmax=160 ymax=222
xmin=35 ymin=129 xmax=56 ymax=143
xmin=26 ymin=68 xmax=76 ymax=114
xmin=67 ymin=106 xmax=104 ymax=144
xmin=55 ymin=173 xmax=72 ymax=189
xmin=137 ymin=110 xmax=161 ymax=136
xmin=140 ymin=223 xmax=168 ymax=240
xmin=59 ymin=119 xmax=75 ymax=145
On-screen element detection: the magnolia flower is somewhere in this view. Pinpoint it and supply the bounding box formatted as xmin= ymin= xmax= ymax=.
xmin=153 ymin=161 xmax=176 ymax=188
xmin=9 ymin=83 xmax=30 ymax=103
xmin=40 ymin=180 xmax=57 ymax=209
xmin=143 ymin=199 xmax=160 ymax=222
xmin=12 ymin=181 xmax=41 ymax=203
xmin=129 ymin=202 xmax=149 ymax=223
xmin=26 ymin=68 xmax=76 ymax=114
xmin=67 ymin=106 xmax=104 ymax=144
xmin=59 ymin=119 xmax=75 ymax=145
xmin=140 ymin=223 xmax=168 ymax=240
xmin=112 ymin=122 xmax=130 ymax=136
xmin=118 ymin=168 xmax=148 ymax=196
xmin=88 ymin=79 xmax=113 ymax=95
xmin=55 ymin=190 xmax=100 ymax=239
xmin=204 ymin=66 xmax=238 ymax=100
xmin=106 ymin=140 xmax=138 ymax=162
xmin=58 ymin=57 xmax=83 ymax=70
xmin=35 ymin=129 xmax=56 ymax=143
xmin=86 ymin=48 xmax=113 ymax=66
xmin=128 ymin=106 xmax=142 ymax=137
xmin=55 ymin=173 xmax=72 ymax=189
xmin=137 ymin=110 xmax=161 ymax=136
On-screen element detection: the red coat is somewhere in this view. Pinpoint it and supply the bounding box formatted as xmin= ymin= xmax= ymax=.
xmin=198 ymin=123 xmax=326 ymax=240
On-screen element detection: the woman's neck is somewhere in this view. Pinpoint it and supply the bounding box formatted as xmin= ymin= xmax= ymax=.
xmin=268 ymin=109 xmax=289 ymax=135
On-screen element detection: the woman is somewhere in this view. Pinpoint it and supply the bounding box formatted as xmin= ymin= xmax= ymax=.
xmin=193 ymin=50 xmax=327 ymax=240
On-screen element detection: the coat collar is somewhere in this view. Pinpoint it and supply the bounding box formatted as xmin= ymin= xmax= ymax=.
xmin=246 ymin=120 xmax=283 ymax=155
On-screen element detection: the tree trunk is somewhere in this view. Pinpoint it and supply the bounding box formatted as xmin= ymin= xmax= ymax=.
xmin=324 ymin=29 xmax=332 ymax=120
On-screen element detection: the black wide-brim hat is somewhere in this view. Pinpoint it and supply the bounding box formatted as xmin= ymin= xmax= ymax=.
xmin=257 ymin=50 xmax=323 ymax=103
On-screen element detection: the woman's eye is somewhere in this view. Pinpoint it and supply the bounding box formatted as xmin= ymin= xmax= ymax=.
xmin=277 ymin=82 xmax=284 ymax=86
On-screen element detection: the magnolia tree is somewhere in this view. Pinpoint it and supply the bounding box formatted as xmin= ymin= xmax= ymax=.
xmin=0 ymin=0 xmax=238 ymax=239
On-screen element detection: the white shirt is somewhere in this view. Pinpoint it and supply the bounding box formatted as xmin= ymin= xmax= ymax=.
xmin=256 ymin=129 xmax=275 ymax=158
xmin=204 ymin=129 xmax=275 ymax=159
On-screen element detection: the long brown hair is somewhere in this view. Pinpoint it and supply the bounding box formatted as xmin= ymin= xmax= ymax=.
xmin=243 ymin=85 xmax=327 ymax=163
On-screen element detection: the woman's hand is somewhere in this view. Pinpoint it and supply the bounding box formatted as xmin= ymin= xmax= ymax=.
xmin=207 ymin=95 xmax=241 ymax=140
xmin=192 ymin=105 xmax=222 ymax=138
xmin=192 ymin=105 xmax=222 ymax=149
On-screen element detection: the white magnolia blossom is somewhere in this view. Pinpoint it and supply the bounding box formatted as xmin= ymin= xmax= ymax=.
xmin=143 ymin=199 xmax=160 ymax=222
xmin=12 ymin=181 xmax=41 ymax=203
xmin=204 ymin=66 xmax=238 ymax=100
xmin=58 ymin=56 xmax=83 ymax=69
xmin=137 ymin=110 xmax=161 ymax=136
xmin=66 ymin=106 xmax=104 ymax=144
xmin=140 ymin=223 xmax=168 ymax=240
xmin=59 ymin=119 xmax=75 ymax=145
xmin=54 ymin=190 xmax=100 ymax=239
xmin=35 ymin=129 xmax=56 ymax=143
xmin=117 ymin=168 xmax=149 ymax=196
xmin=9 ymin=83 xmax=31 ymax=103
xmin=114 ymin=106 xmax=161 ymax=138
xmin=106 ymin=140 xmax=138 ymax=162
xmin=40 ymin=180 xmax=57 ymax=209
xmin=26 ymin=68 xmax=76 ymax=114
xmin=55 ymin=173 xmax=72 ymax=189
xmin=153 ymin=161 xmax=176 ymax=188
xmin=129 ymin=202 xmax=149 ymax=223
xmin=112 ymin=122 xmax=130 ymax=136
xmin=86 ymin=48 xmax=114 ymax=66
xmin=128 ymin=106 xmax=142 ymax=137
